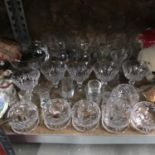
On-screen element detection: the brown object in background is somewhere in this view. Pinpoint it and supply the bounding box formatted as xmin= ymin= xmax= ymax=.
xmin=0 ymin=39 xmax=22 ymax=61
xmin=143 ymin=86 xmax=155 ymax=103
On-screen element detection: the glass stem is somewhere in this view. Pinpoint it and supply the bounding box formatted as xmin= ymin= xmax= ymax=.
xmin=39 ymin=91 xmax=51 ymax=109
xmin=25 ymin=90 xmax=33 ymax=102
xmin=77 ymin=82 xmax=83 ymax=89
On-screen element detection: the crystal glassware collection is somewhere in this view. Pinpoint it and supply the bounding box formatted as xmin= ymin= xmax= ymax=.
xmin=2 ymin=37 xmax=155 ymax=135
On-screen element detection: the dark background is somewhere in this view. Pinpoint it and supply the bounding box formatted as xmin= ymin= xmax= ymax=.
xmin=1 ymin=0 xmax=155 ymax=41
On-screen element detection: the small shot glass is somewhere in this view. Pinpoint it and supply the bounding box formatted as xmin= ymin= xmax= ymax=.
xmin=86 ymin=80 xmax=102 ymax=105
xmin=61 ymin=77 xmax=74 ymax=101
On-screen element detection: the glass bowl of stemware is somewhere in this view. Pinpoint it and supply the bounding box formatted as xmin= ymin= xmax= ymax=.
xmin=93 ymin=60 xmax=119 ymax=87
xmin=67 ymin=61 xmax=92 ymax=90
xmin=122 ymin=60 xmax=149 ymax=85
xmin=131 ymin=101 xmax=155 ymax=134
xmin=41 ymin=59 xmax=66 ymax=88
xmin=72 ymin=99 xmax=101 ymax=132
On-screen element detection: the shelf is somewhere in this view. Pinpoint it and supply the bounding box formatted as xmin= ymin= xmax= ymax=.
xmin=4 ymin=124 xmax=155 ymax=144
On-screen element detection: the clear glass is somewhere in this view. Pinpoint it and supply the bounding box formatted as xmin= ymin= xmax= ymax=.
xmin=122 ymin=60 xmax=149 ymax=85
xmin=7 ymin=101 xmax=39 ymax=134
xmin=7 ymin=69 xmax=40 ymax=134
xmin=86 ymin=80 xmax=102 ymax=105
xmin=67 ymin=61 xmax=92 ymax=89
xmin=131 ymin=101 xmax=155 ymax=134
xmin=102 ymin=96 xmax=131 ymax=133
xmin=72 ymin=100 xmax=101 ymax=132
xmin=61 ymin=77 xmax=74 ymax=100
xmin=110 ymin=84 xmax=139 ymax=105
xmin=42 ymin=98 xmax=71 ymax=130
xmin=93 ymin=60 xmax=119 ymax=86
xmin=41 ymin=60 xmax=66 ymax=88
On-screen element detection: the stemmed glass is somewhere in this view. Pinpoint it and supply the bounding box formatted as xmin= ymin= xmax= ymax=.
xmin=93 ymin=60 xmax=119 ymax=87
xmin=41 ymin=59 xmax=66 ymax=88
xmin=67 ymin=61 xmax=92 ymax=90
xmin=7 ymin=69 xmax=40 ymax=134
xmin=122 ymin=60 xmax=149 ymax=85
xmin=131 ymin=101 xmax=155 ymax=134
xmin=72 ymin=99 xmax=101 ymax=132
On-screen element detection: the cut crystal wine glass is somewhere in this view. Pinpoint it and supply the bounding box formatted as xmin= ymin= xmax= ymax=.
xmin=131 ymin=101 xmax=155 ymax=134
xmin=122 ymin=60 xmax=149 ymax=85
xmin=93 ymin=60 xmax=119 ymax=87
xmin=72 ymin=100 xmax=101 ymax=132
xmin=67 ymin=61 xmax=92 ymax=89
xmin=41 ymin=60 xmax=66 ymax=88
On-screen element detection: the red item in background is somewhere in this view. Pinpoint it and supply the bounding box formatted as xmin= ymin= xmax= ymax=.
xmin=0 ymin=144 xmax=7 ymax=155
xmin=138 ymin=28 xmax=155 ymax=48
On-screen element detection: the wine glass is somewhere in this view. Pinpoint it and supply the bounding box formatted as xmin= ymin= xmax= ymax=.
xmin=41 ymin=60 xmax=66 ymax=88
xmin=7 ymin=69 xmax=40 ymax=134
xmin=122 ymin=60 xmax=149 ymax=85
xmin=131 ymin=101 xmax=155 ymax=134
xmin=72 ymin=99 xmax=101 ymax=132
xmin=67 ymin=61 xmax=92 ymax=89
xmin=93 ymin=60 xmax=119 ymax=87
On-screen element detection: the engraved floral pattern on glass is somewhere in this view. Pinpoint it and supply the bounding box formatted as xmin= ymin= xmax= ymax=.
xmin=131 ymin=101 xmax=155 ymax=134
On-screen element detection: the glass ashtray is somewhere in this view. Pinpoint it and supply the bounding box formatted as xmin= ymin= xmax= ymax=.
xmin=42 ymin=98 xmax=71 ymax=130
xmin=72 ymin=100 xmax=101 ymax=132
xmin=131 ymin=101 xmax=155 ymax=134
